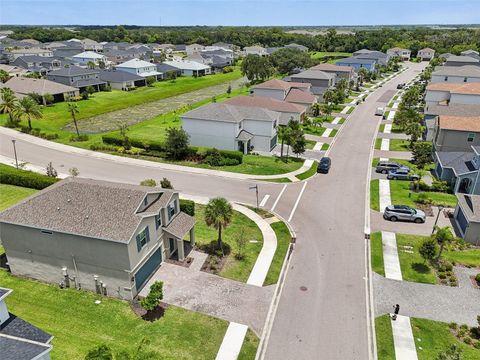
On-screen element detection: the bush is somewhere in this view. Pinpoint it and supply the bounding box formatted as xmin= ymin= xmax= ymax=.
xmin=70 ymin=134 xmax=89 ymax=142
xmin=140 ymin=179 xmax=157 ymax=187
xmin=476 ymin=273 xmax=480 ymax=283
xmin=89 ymin=143 xmax=118 ymax=151
xmin=222 ymin=66 xmax=234 ymax=73
xmin=416 ymin=192 xmax=432 ymax=204
xmin=449 ymin=322 xmax=458 ymax=330
xmin=464 ymin=336 xmax=473 ymax=345
xmin=140 ymin=281 xmax=163 ymax=312
xmin=81 ymin=92 xmax=89 ymax=100
xmin=160 ymin=177 xmax=173 ymax=189
xmin=0 ymin=164 xmax=59 ymax=189
xmin=180 ymin=199 xmax=195 ymax=216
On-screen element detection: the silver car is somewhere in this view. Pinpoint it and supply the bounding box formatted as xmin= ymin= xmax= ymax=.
xmin=376 ymin=161 xmax=408 ymax=174
xmin=387 ymin=168 xmax=420 ymax=181
xmin=383 ymin=205 xmax=426 ymax=223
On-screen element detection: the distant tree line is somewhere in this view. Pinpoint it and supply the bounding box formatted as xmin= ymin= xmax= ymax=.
xmin=3 ymin=26 xmax=480 ymax=55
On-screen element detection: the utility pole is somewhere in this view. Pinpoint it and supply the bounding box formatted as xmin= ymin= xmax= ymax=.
xmin=249 ymin=185 xmax=259 ymax=209
xmin=11 ymin=139 xmax=18 ymax=169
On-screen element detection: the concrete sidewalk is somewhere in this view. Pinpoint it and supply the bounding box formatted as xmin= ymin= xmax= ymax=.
xmin=381 ymin=231 xmax=402 ymax=281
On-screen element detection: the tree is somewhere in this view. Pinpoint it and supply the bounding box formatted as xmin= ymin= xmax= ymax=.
xmin=86 ymin=61 xmax=96 ymax=69
xmin=140 ymin=281 xmax=163 ymax=312
xmin=46 ymin=162 xmax=58 ymax=177
xmin=269 ymin=47 xmax=312 ymax=74
xmin=164 ymin=127 xmax=189 ymax=160
xmin=160 ymin=177 xmax=173 ymax=189
xmin=98 ymin=60 xmax=106 ymax=69
xmin=411 ymin=141 xmax=433 ymax=169
xmin=241 ymin=54 xmax=273 ymax=82
xmin=277 ymin=125 xmax=289 ymax=159
xmin=435 ymin=344 xmax=462 ymax=360
xmin=419 ymin=238 xmax=438 ymax=263
xmin=43 ymin=93 xmax=54 ymax=105
xmin=433 ymin=226 xmax=454 ymax=261
xmin=404 ymin=121 xmax=424 ymax=148
xmin=0 ymin=87 xmax=20 ymax=127
xmin=0 ymin=69 xmax=10 ymax=83
xmin=146 ymin=76 xmax=156 ymax=86
xmin=118 ymin=122 xmax=131 ymax=150
xmin=67 ymin=102 xmax=81 ymax=137
xmin=15 ymin=96 xmax=42 ymax=131
xmin=86 ymin=85 xmax=96 ymax=96
xmin=284 ymin=119 xmax=303 ymax=160
xmin=323 ymin=89 xmax=335 ymax=104
xmin=204 ymin=197 xmax=233 ymax=252
xmin=140 ymin=179 xmax=156 ymax=187
xmin=358 ymin=68 xmax=369 ymax=86
xmin=336 ymin=78 xmax=349 ymax=93
xmin=311 ymin=102 xmax=321 ymax=117
xmin=321 ymin=103 xmax=334 ymax=121
xmin=69 ymin=167 xmax=80 ymax=177
xmin=234 ymin=226 xmax=247 ymax=260
xmin=292 ymin=135 xmax=306 ymax=157
xmin=84 ymin=344 xmax=113 ymax=360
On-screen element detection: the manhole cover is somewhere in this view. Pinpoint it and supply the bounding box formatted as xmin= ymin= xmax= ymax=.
xmin=299 ymin=286 xmax=308 ymax=291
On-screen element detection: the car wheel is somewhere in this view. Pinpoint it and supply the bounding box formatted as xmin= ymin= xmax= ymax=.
xmin=390 ymin=216 xmax=398 ymax=222
xmin=382 ymin=170 xmax=387 ymax=174
xmin=414 ymin=218 xmax=423 ymax=224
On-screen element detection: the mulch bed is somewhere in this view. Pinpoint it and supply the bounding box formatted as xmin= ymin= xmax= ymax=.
xmin=200 ymin=253 xmax=228 ymax=275
xmin=470 ymin=276 xmax=480 ymax=289
xmin=130 ymin=299 xmax=168 ymax=321
xmin=165 ymin=256 xmax=193 ymax=268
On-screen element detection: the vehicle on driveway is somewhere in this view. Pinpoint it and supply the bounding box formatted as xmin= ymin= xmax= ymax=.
xmin=375 ymin=107 xmax=384 ymax=116
xmin=387 ymin=168 xmax=420 ymax=181
xmin=375 ymin=161 xmax=408 ymax=174
xmin=383 ymin=205 xmax=426 ymax=223
xmin=317 ymin=157 xmax=331 ymax=174
xmin=397 ymin=83 xmax=405 ymax=89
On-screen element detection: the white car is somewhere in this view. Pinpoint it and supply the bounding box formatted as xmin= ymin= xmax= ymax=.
xmin=375 ymin=107 xmax=384 ymax=116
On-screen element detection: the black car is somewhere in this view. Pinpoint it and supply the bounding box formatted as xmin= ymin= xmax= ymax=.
xmin=397 ymin=83 xmax=405 ymax=89
xmin=317 ymin=157 xmax=331 ymax=174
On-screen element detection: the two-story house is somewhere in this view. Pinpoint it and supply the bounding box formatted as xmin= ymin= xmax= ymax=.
xmin=444 ymin=55 xmax=480 ymax=67
xmin=310 ymin=63 xmax=356 ymax=85
xmin=0 ymin=178 xmax=196 ymax=300
xmin=288 ymin=69 xmax=336 ymax=98
xmin=431 ymin=65 xmax=480 ymax=84
xmin=336 ymin=56 xmax=377 ymax=72
xmin=425 ymin=82 xmax=480 ymax=107
xmin=72 ymin=51 xmax=107 ymax=66
xmin=116 ymin=58 xmax=162 ymax=79
xmin=244 ymin=46 xmax=268 ymax=56
xmin=11 ymin=56 xmax=66 ymax=74
xmin=7 ymin=48 xmax=53 ymax=61
xmin=417 ymin=48 xmax=435 ymax=61
xmin=182 ymin=103 xmax=279 ymax=153
xmin=387 ymin=47 xmax=411 ymax=61
xmin=47 ymin=65 xmax=106 ymax=92
xmin=433 ymin=115 xmax=480 ymax=152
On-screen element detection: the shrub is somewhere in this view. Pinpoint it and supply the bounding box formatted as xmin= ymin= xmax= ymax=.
xmin=222 ymin=66 xmax=234 ymax=73
xmin=464 ymin=336 xmax=473 ymax=345
xmin=89 ymin=143 xmax=118 ymax=151
xmin=179 ymin=199 xmax=195 ymax=216
xmin=160 ymin=177 xmax=173 ymax=189
xmin=140 ymin=281 xmax=163 ymax=312
xmin=140 ymin=179 xmax=157 ymax=187
xmin=475 ymin=341 xmax=480 ymax=349
xmin=449 ymin=322 xmax=458 ymax=330
xmin=0 ymin=164 xmax=59 ymax=189
xmin=81 ymin=92 xmax=89 ymax=100
xmin=476 ymin=273 xmax=480 ymax=283
xmin=70 ymin=134 xmax=89 ymax=142
xmin=438 ymin=273 xmax=447 ymax=279
xmin=445 ymin=262 xmax=453 ymax=271
xmin=416 ymin=192 xmax=432 ymax=204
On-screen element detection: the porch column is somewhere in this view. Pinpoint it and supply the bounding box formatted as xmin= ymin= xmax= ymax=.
xmin=177 ymin=238 xmax=185 ymax=261
xmin=189 ymin=226 xmax=195 ymax=246
xmin=243 ymin=141 xmax=248 ymax=154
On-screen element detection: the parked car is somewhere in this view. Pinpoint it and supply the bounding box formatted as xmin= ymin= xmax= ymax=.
xmin=375 ymin=107 xmax=384 ymax=116
xmin=396 ymin=83 xmax=405 ymax=89
xmin=383 ymin=205 xmax=426 ymax=223
xmin=375 ymin=161 xmax=408 ymax=174
xmin=387 ymin=168 xmax=420 ymax=181
xmin=317 ymin=157 xmax=331 ymax=174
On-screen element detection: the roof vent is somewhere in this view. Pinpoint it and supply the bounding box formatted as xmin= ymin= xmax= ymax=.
xmin=57 ymin=207 xmax=60 ymax=211
xmin=85 ymin=215 xmax=89 ymax=219
xmin=67 ymin=199 xmax=71 ymax=203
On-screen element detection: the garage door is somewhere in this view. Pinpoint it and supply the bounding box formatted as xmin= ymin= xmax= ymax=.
xmin=135 ymin=248 xmax=162 ymax=291
xmin=456 ymin=207 xmax=468 ymax=235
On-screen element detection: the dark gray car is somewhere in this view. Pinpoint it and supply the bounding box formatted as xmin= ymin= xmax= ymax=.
xmin=376 ymin=161 xmax=408 ymax=174
xmin=383 ymin=205 xmax=426 ymax=223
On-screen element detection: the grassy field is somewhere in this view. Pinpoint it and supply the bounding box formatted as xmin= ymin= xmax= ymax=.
xmin=0 ymin=184 xmax=38 ymax=211
xmin=375 ymin=315 xmax=396 ymax=360
xmin=396 ymin=234 xmax=437 ymax=284
xmin=370 ymin=179 xmax=380 ymax=211
xmin=412 ymin=318 xmax=480 ymax=360
xmin=371 ymin=232 xmax=385 ymax=276
xmin=309 ymin=51 xmax=352 ymax=60
xmin=443 ymin=248 xmax=480 ymax=267
xmin=194 ymin=204 xmax=263 ymax=283
xmin=296 ymin=161 xmax=318 ymax=181
xmin=0 ymin=270 xmax=261 ymax=360
xmin=390 ymin=181 xmax=458 ymax=208
xmin=264 ymin=221 xmax=291 ymax=286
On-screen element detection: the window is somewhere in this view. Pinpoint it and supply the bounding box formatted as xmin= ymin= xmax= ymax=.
xmin=467 ymin=133 xmax=475 ymax=142
xmin=155 ymin=213 xmax=162 ymax=229
xmin=238 ymin=121 xmax=242 ymax=130
xmin=144 ymin=197 xmax=148 ymax=206
xmin=167 ymin=201 xmax=177 ymax=220
xmin=444 ymin=76 xmax=448 ymax=82
xmin=464 ymin=77 xmax=468 ymax=83
xmin=136 ymin=226 xmax=150 ymax=251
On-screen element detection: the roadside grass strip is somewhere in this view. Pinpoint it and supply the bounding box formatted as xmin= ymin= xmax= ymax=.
xmin=331 ymin=116 xmax=344 ymax=124
xmin=370 ymin=179 xmax=380 ymax=211
xmin=375 ymin=315 xmax=396 ymax=360
xmin=321 ymin=143 xmax=330 ymax=151
xmin=296 ymin=161 xmax=318 ymax=181
xmin=305 ymin=140 xmax=316 ymax=150
xmin=379 ymin=124 xmax=385 ymax=133
xmin=312 ymin=142 xmax=324 ymax=151
xmin=370 ymin=232 xmax=385 ymax=276
xmin=263 ymin=221 xmax=292 ymax=286
xmin=329 ymin=129 xmax=338 ymax=137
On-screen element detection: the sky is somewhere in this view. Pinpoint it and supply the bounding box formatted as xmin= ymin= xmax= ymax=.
xmin=1 ymin=0 xmax=479 ymax=26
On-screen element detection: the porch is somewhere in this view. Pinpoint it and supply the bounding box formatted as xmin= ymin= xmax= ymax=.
xmin=163 ymin=212 xmax=196 ymax=262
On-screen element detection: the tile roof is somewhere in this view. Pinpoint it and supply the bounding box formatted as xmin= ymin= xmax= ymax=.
xmin=310 ymin=63 xmax=353 ymax=72
xmin=285 ymin=88 xmax=317 ymax=104
xmin=426 ymin=82 xmax=480 ymax=95
xmin=456 ymin=194 xmax=480 ymax=222
xmin=182 ymin=103 xmax=279 ymax=123
xmin=225 ymin=95 xmax=305 ymax=114
xmin=438 ymin=115 xmax=480 ymax=132
xmin=4 ymin=77 xmax=78 ymax=96
xmin=163 ymin=212 xmax=196 ymax=239
xmin=0 ymin=178 xmax=176 ymax=243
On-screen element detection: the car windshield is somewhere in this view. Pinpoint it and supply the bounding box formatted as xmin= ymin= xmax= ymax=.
xmin=412 ymin=209 xmax=417 ymax=214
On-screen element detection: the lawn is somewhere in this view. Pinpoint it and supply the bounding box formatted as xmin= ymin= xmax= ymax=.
xmin=305 ymin=140 xmax=316 ymax=150
xmin=396 ymin=234 xmax=437 ymax=284
xmin=388 ymin=139 xmax=411 ymax=151
xmin=0 ymin=184 xmax=38 ymax=211
xmin=264 ymin=221 xmax=292 ymax=286
xmin=370 ymin=179 xmax=380 ymax=211
xmin=390 ymin=181 xmax=458 ymax=208
xmin=296 ymin=161 xmax=318 ymax=181
xmin=412 ymin=318 xmax=480 ymax=360
xmin=375 ymin=315 xmax=395 ymax=360
xmin=194 ymin=204 xmax=263 ymax=283
xmin=0 ymin=270 xmax=260 ymax=360
xmin=322 ymin=143 xmax=330 ymax=151
xmin=443 ymin=249 xmax=480 ymax=268
xmin=309 ymin=51 xmax=352 ymax=60
xmin=302 ymin=124 xmax=326 ymax=136
xmin=379 ymin=124 xmax=385 ymax=133
xmin=329 ymin=129 xmax=338 ymax=137
xmin=346 ymin=106 xmax=354 ymax=114
xmin=370 ymin=232 xmax=385 ymax=276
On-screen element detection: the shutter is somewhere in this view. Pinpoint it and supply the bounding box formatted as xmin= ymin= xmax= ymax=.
xmin=146 ymin=226 xmax=150 ymax=243
xmin=136 ymin=234 xmax=142 ymax=251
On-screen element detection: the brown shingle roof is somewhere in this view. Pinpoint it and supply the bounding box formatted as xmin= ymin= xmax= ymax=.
xmin=254 ymin=79 xmax=310 ymax=90
xmin=285 ymin=88 xmax=316 ymax=104
xmin=225 ymin=95 xmax=305 ymax=113
xmin=438 ymin=115 xmax=480 ymax=132
xmin=5 ymin=77 xmax=78 ymax=96
xmin=427 ymin=82 xmax=480 ymax=95
xmin=163 ymin=212 xmax=196 ymax=239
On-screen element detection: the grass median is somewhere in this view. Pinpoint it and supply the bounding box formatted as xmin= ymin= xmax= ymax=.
xmin=370 ymin=232 xmax=385 ymax=276
xmin=375 ymin=315 xmax=396 ymax=360
xmin=296 ymin=161 xmax=318 ymax=181
xmin=264 ymin=221 xmax=292 ymax=286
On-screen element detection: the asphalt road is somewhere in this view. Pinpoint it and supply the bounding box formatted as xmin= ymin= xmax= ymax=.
xmin=0 ymin=63 xmax=425 ymax=359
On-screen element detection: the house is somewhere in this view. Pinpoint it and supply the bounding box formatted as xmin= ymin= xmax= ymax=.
xmin=225 ymin=95 xmax=306 ymax=125
xmin=0 ymin=178 xmax=196 ymax=300
xmin=244 ymin=46 xmax=267 ymax=56
xmin=186 ymin=43 xmax=205 ymax=56
xmin=284 ymin=88 xmax=317 ymax=112
xmin=417 ymin=48 xmax=435 ymax=61
xmin=0 ymin=64 xmax=29 ymax=77
xmin=461 ymin=49 xmax=480 ymax=57
xmin=7 ymin=48 xmax=53 ymax=61
xmin=284 ymin=43 xmax=308 ymax=52
xmin=72 ymin=51 xmax=107 ymax=66
xmin=4 ymin=77 xmax=79 ymax=103
xmin=288 ymin=69 xmax=336 ymax=98
xmin=266 ymin=47 xmax=281 ymax=55
xmin=52 ymin=44 xmax=84 ymax=60
xmin=336 ymin=56 xmax=377 ymax=72
xmin=310 ymin=63 xmax=356 ymax=84
xmin=0 ymin=287 xmax=53 ymax=360
xmin=425 ymin=82 xmax=480 ymax=107
xmin=212 ymin=42 xmax=234 ymax=50
xmin=434 ymin=146 xmax=480 ymax=195
xmin=354 ymin=50 xmax=388 ymax=66
xmin=182 ymin=103 xmax=279 ymax=153
xmin=116 ymin=58 xmax=162 ymax=79
xmin=99 ymin=69 xmax=146 ymax=90
xmin=444 ymin=55 xmax=480 ymax=67
xmin=430 ymin=65 xmax=480 ymax=84
xmin=162 ymin=60 xmax=211 ymax=77
xmin=453 ymin=193 xmax=480 ymax=245
xmin=12 ymin=56 xmax=66 ymax=74
xmin=387 ymin=47 xmax=411 ymax=61
xmin=80 ymin=38 xmax=103 ymax=52
xmin=251 ymin=79 xmax=314 ymax=108
xmin=432 ymin=115 xmax=480 ymax=152
xmin=156 ymin=63 xmax=182 ymax=78
xmin=47 ymin=66 xmax=106 ymax=92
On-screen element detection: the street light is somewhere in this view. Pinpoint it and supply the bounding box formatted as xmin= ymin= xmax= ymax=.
xmin=249 ymin=185 xmax=259 ymax=209
xmin=432 ymin=205 xmax=444 ymax=234
xmin=11 ymin=139 xmax=18 ymax=170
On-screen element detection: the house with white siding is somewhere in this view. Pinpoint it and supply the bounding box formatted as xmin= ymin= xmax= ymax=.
xmin=116 ymin=58 xmax=162 ymax=79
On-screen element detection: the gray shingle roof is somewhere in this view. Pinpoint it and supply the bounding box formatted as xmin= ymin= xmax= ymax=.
xmin=425 ymin=103 xmax=480 ymax=117
xmin=182 ymin=103 xmax=280 ymax=123
xmin=290 ymin=69 xmax=334 ymax=80
xmin=0 ymin=178 xmax=175 ymax=243
xmin=0 ymin=336 xmax=51 ymax=360
xmin=457 ymin=194 xmax=480 ymax=222
xmin=436 ymin=151 xmax=477 ymax=175
xmin=432 ymin=65 xmax=480 ymax=77
xmin=163 ymin=212 xmax=196 ymax=239
xmin=99 ymin=69 xmax=145 ymax=82
xmin=445 ymin=55 xmax=480 ymax=64
xmin=0 ymin=313 xmax=52 ymax=344
xmin=337 ymin=56 xmax=376 ymax=65
xmin=48 ymin=65 xmax=98 ymax=77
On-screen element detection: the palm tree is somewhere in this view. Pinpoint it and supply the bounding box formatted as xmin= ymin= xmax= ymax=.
xmin=323 ymin=89 xmax=335 ymax=105
xmin=0 ymin=88 xmax=19 ymax=127
xmin=321 ymin=103 xmax=334 ymax=122
xmin=15 ymin=96 xmax=42 ymax=131
xmin=205 ymin=197 xmax=233 ymax=252
xmin=358 ymin=67 xmax=369 ymax=86
xmin=67 ymin=103 xmax=80 ymax=137
xmin=311 ymin=102 xmax=321 ymax=117
xmin=0 ymin=69 xmax=10 ymax=83
xmin=404 ymin=121 xmax=424 ymax=148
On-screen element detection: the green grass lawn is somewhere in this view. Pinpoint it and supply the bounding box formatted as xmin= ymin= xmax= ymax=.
xmin=0 ymin=270 xmax=260 ymax=360
xmin=322 ymin=143 xmax=330 ymax=151
xmin=379 ymin=124 xmax=385 ymax=133
xmin=396 ymin=234 xmax=437 ymax=284
xmin=375 ymin=138 xmax=382 ymax=150
xmin=311 ymin=115 xmax=335 ymax=123
xmin=302 ymin=124 xmax=326 ymax=136
xmin=375 ymin=315 xmax=395 ymax=360
xmin=296 ymin=161 xmax=318 ymax=181
xmin=370 ymin=232 xmax=385 ymax=276
xmin=443 ymin=249 xmax=480 ymax=267
xmin=194 ymin=204 xmax=263 ymax=283
xmin=370 ymin=179 xmax=380 ymax=211
xmin=329 ymin=129 xmax=338 ymax=137
xmin=390 ymin=181 xmax=458 ymax=208
xmin=306 ymin=140 xmax=316 ymax=150
xmin=309 ymin=51 xmax=352 ymax=60
xmin=388 ymin=139 xmax=411 ymax=151
xmin=0 ymin=184 xmax=38 ymax=211
xmin=412 ymin=318 xmax=480 ymax=360
xmin=384 ymin=111 xmax=390 ymax=119
xmin=264 ymin=221 xmax=292 ymax=286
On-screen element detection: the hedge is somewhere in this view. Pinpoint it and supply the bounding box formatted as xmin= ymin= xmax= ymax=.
xmin=0 ymin=164 xmax=59 ymax=190
xmin=102 ymin=134 xmax=165 ymax=152
xmin=205 ymin=148 xmax=243 ymax=164
xmin=180 ymin=199 xmax=195 ymax=216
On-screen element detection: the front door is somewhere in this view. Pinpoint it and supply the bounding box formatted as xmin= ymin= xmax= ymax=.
xmin=169 ymin=238 xmax=176 ymax=256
